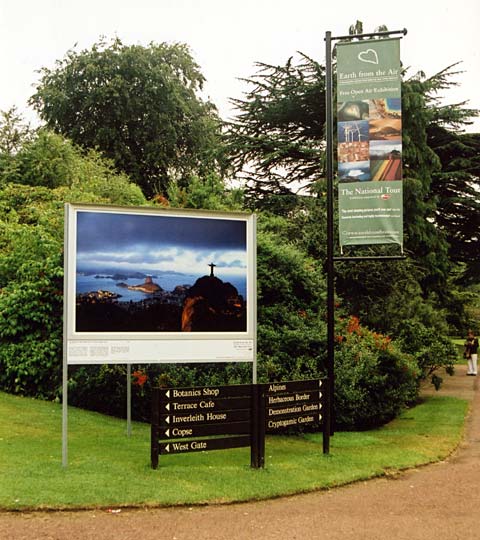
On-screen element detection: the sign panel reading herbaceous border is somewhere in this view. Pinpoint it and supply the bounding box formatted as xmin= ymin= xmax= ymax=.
xmin=336 ymin=38 xmax=403 ymax=249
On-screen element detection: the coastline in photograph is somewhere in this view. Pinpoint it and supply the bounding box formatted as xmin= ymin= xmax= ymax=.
xmin=75 ymin=211 xmax=248 ymax=333
xmin=338 ymin=160 xmax=371 ymax=182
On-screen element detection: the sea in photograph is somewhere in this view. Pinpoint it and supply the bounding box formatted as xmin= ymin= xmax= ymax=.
xmin=76 ymin=273 xmax=247 ymax=302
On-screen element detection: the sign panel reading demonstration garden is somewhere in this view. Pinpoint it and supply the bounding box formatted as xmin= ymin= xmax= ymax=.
xmin=64 ymin=204 xmax=256 ymax=364
xmin=336 ymin=38 xmax=403 ymax=249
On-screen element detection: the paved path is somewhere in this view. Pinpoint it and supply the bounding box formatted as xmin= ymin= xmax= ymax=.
xmin=1 ymin=365 xmax=478 ymax=540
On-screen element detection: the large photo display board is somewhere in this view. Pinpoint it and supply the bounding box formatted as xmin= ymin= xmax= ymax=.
xmin=64 ymin=204 xmax=256 ymax=364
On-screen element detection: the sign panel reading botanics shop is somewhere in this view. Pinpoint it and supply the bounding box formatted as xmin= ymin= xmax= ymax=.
xmin=336 ymin=38 xmax=403 ymax=249
xmin=64 ymin=204 xmax=256 ymax=364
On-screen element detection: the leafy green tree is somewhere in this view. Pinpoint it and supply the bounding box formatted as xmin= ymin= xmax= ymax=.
xmin=225 ymin=55 xmax=326 ymax=202
xmin=226 ymin=40 xmax=478 ymax=295
xmin=428 ymin=127 xmax=480 ymax=276
xmin=0 ymin=106 xmax=32 ymax=155
xmin=30 ymin=37 xmax=222 ymax=198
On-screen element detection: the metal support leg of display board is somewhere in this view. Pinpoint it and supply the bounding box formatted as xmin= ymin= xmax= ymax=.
xmin=127 ymin=364 xmax=132 ymax=437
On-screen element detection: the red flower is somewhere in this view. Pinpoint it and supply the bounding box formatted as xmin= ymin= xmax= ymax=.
xmin=132 ymin=370 xmax=148 ymax=387
xmin=347 ymin=316 xmax=361 ymax=334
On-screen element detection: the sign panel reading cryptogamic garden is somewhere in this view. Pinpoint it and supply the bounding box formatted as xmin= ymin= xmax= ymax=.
xmin=336 ymin=38 xmax=403 ymax=248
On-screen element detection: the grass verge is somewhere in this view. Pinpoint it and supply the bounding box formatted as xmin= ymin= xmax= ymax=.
xmin=0 ymin=391 xmax=468 ymax=510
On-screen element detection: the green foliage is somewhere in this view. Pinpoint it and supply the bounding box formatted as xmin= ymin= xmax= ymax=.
xmin=165 ymin=172 xmax=244 ymax=211
xmin=334 ymin=317 xmax=420 ymax=430
xmin=428 ymin=127 xmax=480 ymax=280
xmin=256 ymin=215 xmax=327 ymax=382
xmin=0 ymin=106 xmax=32 ymax=155
xmin=0 ymin=126 xmax=146 ymax=401
xmin=225 ymin=54 xmax=326 ymax=201
xmin=397 ymin=318 xmax=457 ymax=388
xmin=30 ymin=37 xmax=223 ymax=197
xmin=2 ymin=130 xmax=80 ymax=188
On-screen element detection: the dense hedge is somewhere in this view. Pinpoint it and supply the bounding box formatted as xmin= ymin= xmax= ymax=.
xmin=334 ymin=316 xmax=420 ymax=430
xmin=0 ymin=174 xmax=420 ymax=430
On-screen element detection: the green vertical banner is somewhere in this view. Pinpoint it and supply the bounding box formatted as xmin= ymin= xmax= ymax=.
xmin=336 ymin=38 xmax=403 ymax=249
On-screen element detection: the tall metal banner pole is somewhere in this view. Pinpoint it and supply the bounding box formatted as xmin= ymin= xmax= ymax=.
xmin=325 ymin=31 xmax=335 ymax=435
xmin=324 ymin=27 xmax=407 ymax=438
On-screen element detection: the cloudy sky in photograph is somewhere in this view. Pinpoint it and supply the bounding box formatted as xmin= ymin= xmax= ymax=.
xmin=0 ymin=0 xmax=478 ymax=131
xmin=75 ymin=210 xmax=247 ymax=276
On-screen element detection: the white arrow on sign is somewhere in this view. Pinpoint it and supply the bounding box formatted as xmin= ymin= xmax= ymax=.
xmin=166 ymin=390 xmax=170 ymax=399
xmin=319 ymin=380 xmax=323 ymax=388
xmin=165 ymin=403 xmax=170 ymax=411
xmin=164 ymin=429 xmax=170 ymax=438
xmin=165 ymin=416 xmax=170 ymax=424
xmin=165 ymin=444 xmax=170 ymax=453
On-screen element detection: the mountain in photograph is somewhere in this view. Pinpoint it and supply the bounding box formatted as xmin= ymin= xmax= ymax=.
xmin=75 ymin=268 xmax=246 ymax=333
xmin=182 ymin=275 xmax=246 ymax=332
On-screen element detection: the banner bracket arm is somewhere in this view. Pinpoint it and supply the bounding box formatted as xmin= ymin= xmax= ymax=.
xmin=326 ymin=28 xmax=407 ymax=43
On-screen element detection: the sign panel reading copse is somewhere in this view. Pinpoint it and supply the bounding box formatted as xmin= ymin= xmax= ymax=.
xmin=336 ymin=38 xmax=403 ymax=249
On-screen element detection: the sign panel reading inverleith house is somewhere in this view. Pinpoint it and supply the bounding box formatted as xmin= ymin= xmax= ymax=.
xmin=64 ymin=204 xmax=256 ymax=364
xmin=336 ymin=38 xmax=403 ymax=249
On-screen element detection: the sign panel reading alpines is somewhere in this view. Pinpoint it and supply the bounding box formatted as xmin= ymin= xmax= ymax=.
xmin=336 ymin=38 xmax=403 ymax=249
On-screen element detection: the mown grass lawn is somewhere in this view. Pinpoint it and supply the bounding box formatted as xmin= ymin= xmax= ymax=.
xmin=0 ymin=391 xmax=468 ymax=510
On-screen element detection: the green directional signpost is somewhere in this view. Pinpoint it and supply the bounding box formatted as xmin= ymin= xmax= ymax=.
xmin=151 ymin=379 xmax=329 ymax=469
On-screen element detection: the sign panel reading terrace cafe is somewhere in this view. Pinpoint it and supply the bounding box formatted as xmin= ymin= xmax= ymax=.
xmin=336 ymin=38 xmax=403 ymax=250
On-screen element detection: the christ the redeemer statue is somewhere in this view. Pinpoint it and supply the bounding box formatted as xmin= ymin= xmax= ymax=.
xmin=208 ymin=262 xmax=216 ymax=277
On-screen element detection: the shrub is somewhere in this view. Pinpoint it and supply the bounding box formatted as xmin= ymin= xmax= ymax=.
xmin=397 ymin=319 xmax=456 ymax=389
xmin=334 ymin=316 xmax=420 ymax=430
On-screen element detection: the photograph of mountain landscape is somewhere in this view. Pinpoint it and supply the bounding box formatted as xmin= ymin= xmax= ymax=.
xmin=74 ymin=209 xmax=248 ymax=333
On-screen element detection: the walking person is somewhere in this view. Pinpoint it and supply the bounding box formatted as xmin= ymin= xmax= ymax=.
xmin=465 ymin=330 xmax=479 ymax=376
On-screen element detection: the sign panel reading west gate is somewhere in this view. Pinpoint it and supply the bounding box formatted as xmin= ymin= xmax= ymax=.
xmin=336 ymin=38 xmax=403 ymax=248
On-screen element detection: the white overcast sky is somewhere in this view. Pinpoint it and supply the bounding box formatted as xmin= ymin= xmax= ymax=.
xmin=0 ymin=0 xmax=478 ymax=131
